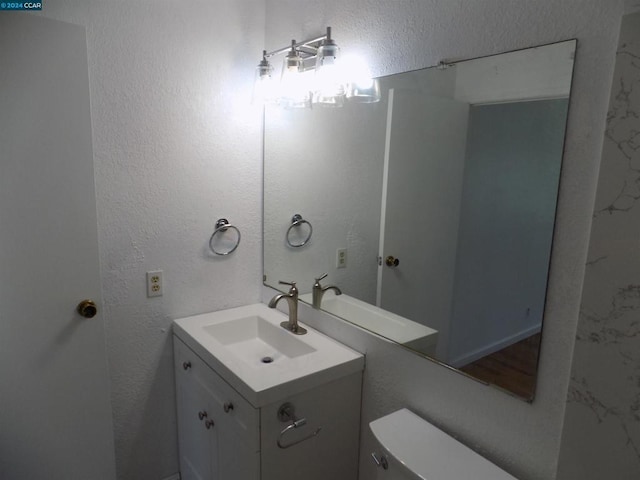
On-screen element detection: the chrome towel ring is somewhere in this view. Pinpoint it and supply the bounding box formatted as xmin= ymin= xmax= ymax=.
xmin=276 ymin=402 xmax=322 ymax=449
xmin=277 ymin=418 xmax=322 ymax=449
xmin=209 ymin=218 xmax=241 ymax=255
xmin=286 ymin=214 xmax=313 ymax=248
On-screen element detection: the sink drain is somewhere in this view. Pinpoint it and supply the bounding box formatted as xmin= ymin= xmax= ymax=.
xmin=261 ymin=356 xmax=274 ymax=364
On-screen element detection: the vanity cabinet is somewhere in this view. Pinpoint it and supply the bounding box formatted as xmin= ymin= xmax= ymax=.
xmin=174 ymin=336 xmax=362 ymax=480
xmin=174 ymin=337 xmax=260 ymax=480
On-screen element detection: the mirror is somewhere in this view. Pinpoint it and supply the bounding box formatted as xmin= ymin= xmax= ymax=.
xmin=263 ymin=40 xmax=576 ymax=401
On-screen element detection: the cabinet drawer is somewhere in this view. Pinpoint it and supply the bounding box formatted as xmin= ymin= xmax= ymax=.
xmin=174 ymin=336 xmax=260 ymax=452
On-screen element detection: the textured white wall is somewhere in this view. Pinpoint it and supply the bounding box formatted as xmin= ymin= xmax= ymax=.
xmin=626 ymin=0 xmax=640 ymax=13
xmin=265 ymin=1 xmax=624 ymax=479
xmin=38 ymin=1 xmax=264 ymax=479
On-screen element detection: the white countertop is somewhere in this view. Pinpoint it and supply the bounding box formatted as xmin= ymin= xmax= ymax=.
xmin=173 ymin=303 xmax=364 ymax=407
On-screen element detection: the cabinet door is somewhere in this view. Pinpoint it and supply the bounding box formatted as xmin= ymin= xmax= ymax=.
xmin=219 ymin=428 xmax=260 ymax=480
xmin=175 ymin=361 xmax=218 ymax=480
xmin=174 ymin=337 xmax=260 ymax=480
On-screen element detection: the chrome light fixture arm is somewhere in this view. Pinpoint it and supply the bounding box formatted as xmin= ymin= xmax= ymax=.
xmin=263 ymin=32 xmax=328 ymax=60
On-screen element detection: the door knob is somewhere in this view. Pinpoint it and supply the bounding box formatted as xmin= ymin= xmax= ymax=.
xmin=385 ymin=256 xmax=400 ymax=268
xmin=76 ymin=299 xmax=97 ymax=318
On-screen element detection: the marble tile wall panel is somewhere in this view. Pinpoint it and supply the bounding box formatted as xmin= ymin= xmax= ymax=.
xmin=557 ymin=12 xmax=640 ymax=480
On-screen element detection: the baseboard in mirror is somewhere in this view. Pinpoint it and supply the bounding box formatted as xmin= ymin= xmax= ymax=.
xmin=449 ymin=324 xmax=542 ymax=368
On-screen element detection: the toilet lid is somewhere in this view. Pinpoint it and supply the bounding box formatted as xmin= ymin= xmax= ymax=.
xmin=369 ymin=409 xmax=517 ymax=480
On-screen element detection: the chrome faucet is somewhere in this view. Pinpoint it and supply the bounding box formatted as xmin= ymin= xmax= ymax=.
xmin=312 ymin=273 xmax=342 ymax=309
xmin=268 ymin=281 xmax=307 ymax=335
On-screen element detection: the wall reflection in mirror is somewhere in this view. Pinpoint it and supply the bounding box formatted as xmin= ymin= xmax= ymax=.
xmin=263 ymin=40 xmax=576 ymax=401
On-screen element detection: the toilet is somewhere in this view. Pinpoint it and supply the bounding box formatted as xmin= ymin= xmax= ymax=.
xmin=369 ymin=409 xmax=517 ymax=479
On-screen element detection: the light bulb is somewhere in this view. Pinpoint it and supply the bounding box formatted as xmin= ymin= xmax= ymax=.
xmin=252 ymin=51 xmax=277 ymax=104
xmin=279 ymin=41 xmax=311 ymax=109
xmin=313 ymin=27 xmax=346 ymax=107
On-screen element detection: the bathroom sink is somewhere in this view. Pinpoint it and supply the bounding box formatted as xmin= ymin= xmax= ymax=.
xmin=300 ymin=293 xmax=439 ymax=355
xmin=173 ymin=304 xmax=364 ymax=407
xmin=203 ymin=315 xmax=316 ymax=361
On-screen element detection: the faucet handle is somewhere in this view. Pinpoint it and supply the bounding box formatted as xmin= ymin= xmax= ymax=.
xmin=314 ymin=273 xmax=328 ymax=283
xmin=278 ymin=280 xmax=298 ymax=295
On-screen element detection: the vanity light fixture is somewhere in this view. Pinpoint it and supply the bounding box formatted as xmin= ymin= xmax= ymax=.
xmin=253 ymin=27 xmax=380 ymax=108
xmin=252 ymin=50 xmax=277 ymax=104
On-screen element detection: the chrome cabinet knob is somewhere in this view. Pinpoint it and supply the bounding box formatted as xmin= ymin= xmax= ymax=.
xmin=224 ymin=402 xmax=234 ymax=413
xmin=205 ymin=419 xmax=215 ymax=429
xmin=183 ymin=361 xmax=192 ymax=370
xmin=198 ymin=411 xmax=208 ymax=420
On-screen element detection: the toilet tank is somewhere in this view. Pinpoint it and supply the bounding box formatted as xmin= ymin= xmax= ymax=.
xmin=369 ymin=409 xmax=517 ymax=480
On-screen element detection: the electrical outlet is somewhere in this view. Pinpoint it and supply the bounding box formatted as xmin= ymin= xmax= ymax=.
xmin=147 ymin=270 xmax=163 ymax=297
xmin=336 ymin=248 xmax=347 ymax=268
